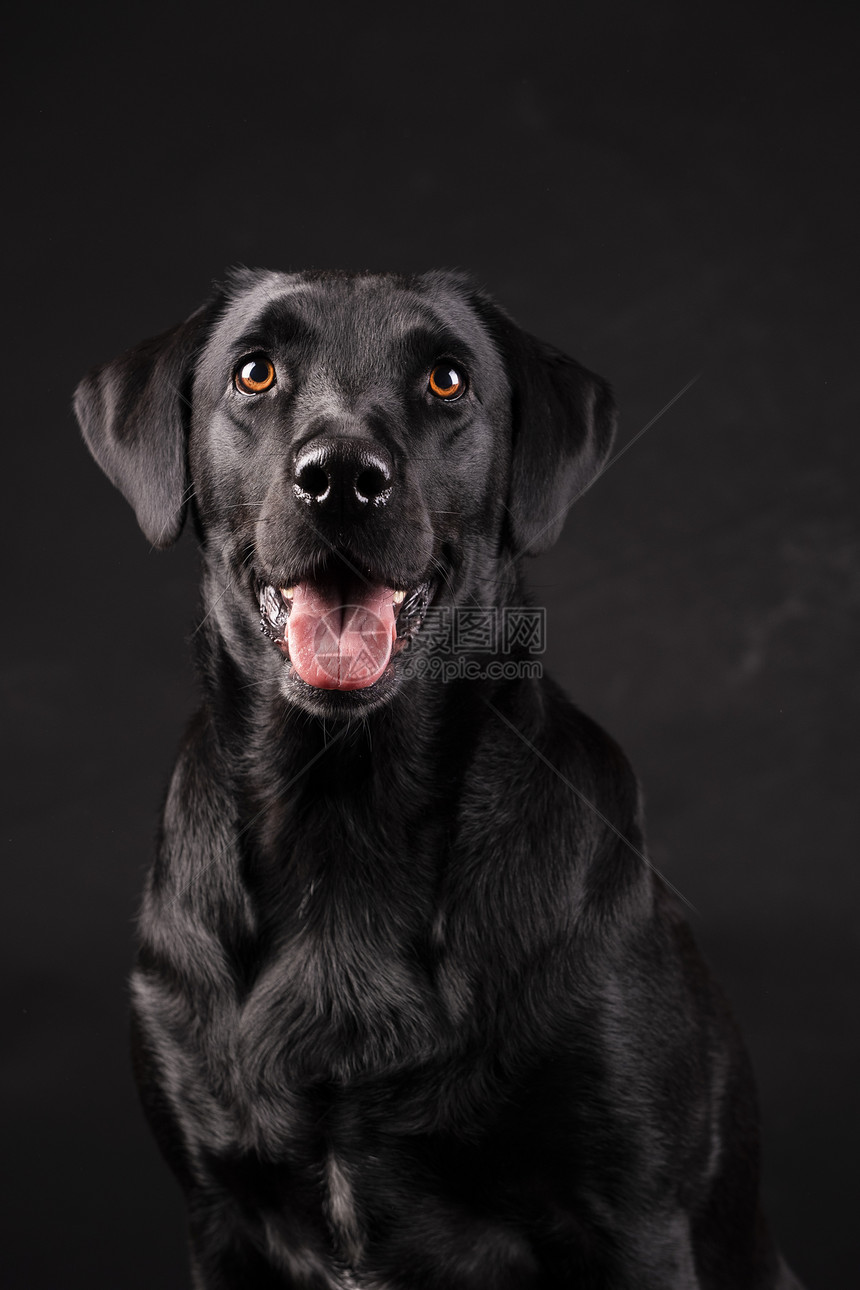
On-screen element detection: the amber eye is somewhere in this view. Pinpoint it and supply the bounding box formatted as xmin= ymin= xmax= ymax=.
xmin=235 ymin=355 xmax=276 ymax=394
xmin=428 ymin=363 xmax=466 ymax=400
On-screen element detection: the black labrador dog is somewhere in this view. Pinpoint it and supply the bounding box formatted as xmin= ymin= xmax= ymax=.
xmin=75 ymin=269 xmax=801 ymax=1289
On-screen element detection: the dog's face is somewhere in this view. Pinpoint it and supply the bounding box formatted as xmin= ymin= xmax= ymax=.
xmin=75 ymin=269 xmax=615 ymax=717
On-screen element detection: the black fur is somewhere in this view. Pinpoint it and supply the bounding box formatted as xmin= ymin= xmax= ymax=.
xmin=75 ymin=269 xmax=801 ymax=1288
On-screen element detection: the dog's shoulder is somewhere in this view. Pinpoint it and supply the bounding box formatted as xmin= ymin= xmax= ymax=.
xmin=463 ymin=676 xmax=642 ymax=858
xmin=141 ymin=705 xmax=257 ymax=958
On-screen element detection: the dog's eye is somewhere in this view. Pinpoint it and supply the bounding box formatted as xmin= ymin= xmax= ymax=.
xmin=428 ymin=363 xmax=466 ymax=400
xmin=235 ymin=356 xmax=276 ymax=394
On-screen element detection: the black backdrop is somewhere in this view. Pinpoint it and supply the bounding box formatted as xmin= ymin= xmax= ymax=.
xmin=4 ymin=3 xmax=858 ymax=1286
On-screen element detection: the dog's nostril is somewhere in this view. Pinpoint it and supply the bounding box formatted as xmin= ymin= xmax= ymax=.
xmin=355 ymin=463 xmax=391 ymax=503
xmin=295 ymin=461 xmax=330 ymax=501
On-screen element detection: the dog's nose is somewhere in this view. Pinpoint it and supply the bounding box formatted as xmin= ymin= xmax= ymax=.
xmin=293 ymin=438 xmax=393 ymax=509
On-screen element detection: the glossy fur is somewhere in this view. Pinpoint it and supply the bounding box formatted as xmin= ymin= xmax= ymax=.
xmin=75 ymin=269 xmax=801 ymax=1288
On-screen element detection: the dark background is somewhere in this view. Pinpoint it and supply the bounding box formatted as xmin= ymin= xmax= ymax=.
xmin=3 ymin=2 xmax=858 ymax=1286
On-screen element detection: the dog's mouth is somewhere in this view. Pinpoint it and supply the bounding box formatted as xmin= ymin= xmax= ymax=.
xmin=258 ymin=572 xmax=433 ymax=691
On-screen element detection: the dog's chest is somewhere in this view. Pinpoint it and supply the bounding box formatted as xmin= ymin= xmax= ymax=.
xmin=237 ymin=917 xmax=441 ymax=1081
xmin=226 ymin=816 xmax=454 ymax=1083
xmin=153 ymin=894 xmax=451 ymax=1150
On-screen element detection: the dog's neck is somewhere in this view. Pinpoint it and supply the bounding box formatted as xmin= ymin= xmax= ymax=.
xmin=198 ymin=612 xmax=497 ymax=814
xmin=188 ymin=552 xmax=537 ymax=914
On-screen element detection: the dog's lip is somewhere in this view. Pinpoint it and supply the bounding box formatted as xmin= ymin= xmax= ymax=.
xmin=281 ymin=584 xmax=407 ymax=606
xmin=256 ymin=571 xmax=429 ymax=626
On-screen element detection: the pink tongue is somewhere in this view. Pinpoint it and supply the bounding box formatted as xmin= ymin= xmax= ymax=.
xmin=286 ymin=581 xmax=397 ymax=690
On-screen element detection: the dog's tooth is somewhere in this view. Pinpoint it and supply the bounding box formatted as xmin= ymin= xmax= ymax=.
xmin=392 ymin=590 xmax=406 ymax=605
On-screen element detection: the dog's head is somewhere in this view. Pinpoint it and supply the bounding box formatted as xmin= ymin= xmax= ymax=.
xmin=75 ymin=269 xmax=615 ymax=717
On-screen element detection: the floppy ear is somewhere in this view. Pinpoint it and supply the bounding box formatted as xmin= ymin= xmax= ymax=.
xmin=473 ymin=295 xmax=617 ymax=556
xmin=73 ymin=303 xmax=214 ymax=548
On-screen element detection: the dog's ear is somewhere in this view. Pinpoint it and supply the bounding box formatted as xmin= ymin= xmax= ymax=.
xmin=73 ymin=302 xmax=215 ymax=548
xmin=473 ymin=294 xmax=617 ymax=556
